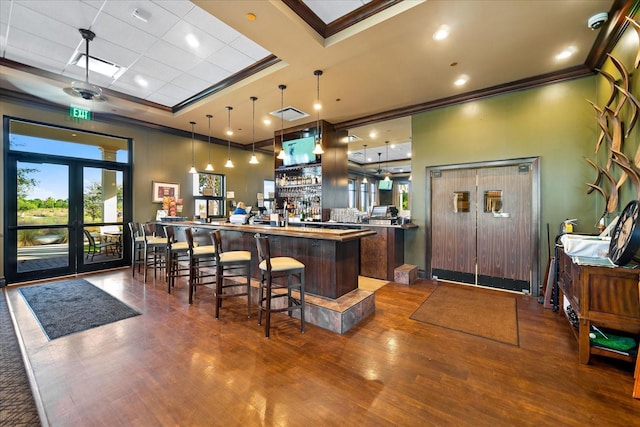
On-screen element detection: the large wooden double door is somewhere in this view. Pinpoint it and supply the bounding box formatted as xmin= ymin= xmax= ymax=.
xmin=428 ymin=159 xmax=539 ymax=294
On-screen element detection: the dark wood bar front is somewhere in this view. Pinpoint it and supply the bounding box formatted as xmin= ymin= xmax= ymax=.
xmin=166 ymin=222 xmax=376 ymax=299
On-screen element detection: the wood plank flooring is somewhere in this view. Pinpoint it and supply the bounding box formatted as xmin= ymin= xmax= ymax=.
xmin=6 ymin=270 xmax=640 ymax=426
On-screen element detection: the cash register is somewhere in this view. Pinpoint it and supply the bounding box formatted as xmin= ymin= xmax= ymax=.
xmin=368 ymin=205 xmax=398 ymax=225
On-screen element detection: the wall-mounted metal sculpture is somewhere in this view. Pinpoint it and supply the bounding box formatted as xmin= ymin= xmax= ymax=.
xmin=584 ymin=15 xmax=640 ymax=219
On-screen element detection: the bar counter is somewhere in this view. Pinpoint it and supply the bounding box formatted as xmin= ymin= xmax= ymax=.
xmin=164 ymin=221 xmax=376 ymax=299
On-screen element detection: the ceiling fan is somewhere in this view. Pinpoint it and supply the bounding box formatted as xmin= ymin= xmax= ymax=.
xmin=63 ymin=28 xmax=106 ymax=102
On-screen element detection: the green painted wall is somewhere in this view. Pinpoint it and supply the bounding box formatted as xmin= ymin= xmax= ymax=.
xmin=407 ymin=76 xmax=599 ymax=286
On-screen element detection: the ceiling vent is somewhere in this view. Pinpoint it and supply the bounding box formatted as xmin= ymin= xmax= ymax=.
xmin=269 ymin=106 xmax=309 ymax=122
xmin=346 ymin=134 xmax=362 ymax=142
xmin=71 ymin=53 xmax=126 ymax=79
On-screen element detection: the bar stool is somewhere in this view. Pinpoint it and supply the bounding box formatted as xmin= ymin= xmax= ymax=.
xmin=165 ymin=225 xmax=191 ymax=295
xmin=128 ymin=222 xmax=144 ymax=277
xmin=185 ymin=227 xmax=216 ymax=304
xmin=142 ymin=222 xmax=167 ymax=282
xmin=254 ymin=233 xmax=305 ymax=338
xmin=211 ymin=230 xmax=252 ymax=319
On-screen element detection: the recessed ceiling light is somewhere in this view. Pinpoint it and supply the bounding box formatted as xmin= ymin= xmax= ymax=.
xmin=263 ymin=118 xmax=271 ymax=125
xmin=185 ymin=33 xmax=199 ymax=48
xmin=407 ymin=152 xmax=411 ymax=157
xmin=134 ymin=75 xmax=148 ymax=87
xmin=247 ymin=13 xmax=256 ymax=21
xmin=555 ymin=46 xmax=577 ymax=60
xmin=454 ymin=75 xmax=468 ymax=86
xmin=369 ymin=131 xmax=377 ymax=138
xmin=433 ymin=25 xmax=450 ymax=41
xmin=391 ymin=144 xmax=396 ymax=148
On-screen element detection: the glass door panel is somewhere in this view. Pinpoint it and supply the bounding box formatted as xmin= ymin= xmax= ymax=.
xmin=82 ymin=167 xmax=124 ymax=265
xmin=15 ymin=162 xmax=71 ymax=274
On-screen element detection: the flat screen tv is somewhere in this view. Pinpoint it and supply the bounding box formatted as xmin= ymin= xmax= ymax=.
xmin=282 ymin=136 xmax=317 ymax=166
xmin=379 ymin=179 xmax=393 ymax=190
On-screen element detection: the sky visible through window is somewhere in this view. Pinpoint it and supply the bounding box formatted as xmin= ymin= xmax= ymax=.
xmin=12 ymin=134 xmax=126 ymax=200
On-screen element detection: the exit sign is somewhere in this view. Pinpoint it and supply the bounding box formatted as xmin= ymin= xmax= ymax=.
xmin=70 ymin=106 xmax=92 ymax=120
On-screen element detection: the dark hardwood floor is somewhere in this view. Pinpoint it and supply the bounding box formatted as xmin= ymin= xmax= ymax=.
xmin=6 ymin=270 xmax=639 ymax=426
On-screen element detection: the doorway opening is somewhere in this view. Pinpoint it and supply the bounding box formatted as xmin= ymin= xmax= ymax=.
xmin=4 ymin=117 xmax=132 ymax=284
xmin=426 ymin=158 xmax=540 ymax=295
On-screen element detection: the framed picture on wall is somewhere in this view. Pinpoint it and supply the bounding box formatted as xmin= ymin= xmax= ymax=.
xmin=152 ymin=181 xmax=180 ymax=203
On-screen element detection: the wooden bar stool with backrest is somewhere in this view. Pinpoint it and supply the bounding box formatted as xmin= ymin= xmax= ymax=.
xmin=165 ymin=225 xmax=192 ymax=295
xmin=128 ymin=222 xmax=144 ymax=277
xmin=254 ymin=233 xmax=305 ymax=338
xmin=142 ymin=222 xmax=167 ymax=282
xmin=211 ymin=230 xmax=252 ymax=319
xmin=184 ymin=227 xmax=216 ymax=304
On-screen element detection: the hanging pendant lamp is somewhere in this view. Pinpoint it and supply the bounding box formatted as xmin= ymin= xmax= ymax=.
xmin=205 ymin=114 xmax=214 ymax=171
xmin=384 ymin=141 xmax=391 ymax=181
xmin=249 ymin=96 xmax=259 ymax=164
xmin=362 ymin=144 xmax=368 ymax=184
xmin=312 ymin=69 xmax=325 ymax=155
xmin=277 ymin=84 xmax=287 ymax=160
xmin=224 ymin=106 xmax=234 ymax=168
xmin=188 ymin=121 xmax=197 ymax=174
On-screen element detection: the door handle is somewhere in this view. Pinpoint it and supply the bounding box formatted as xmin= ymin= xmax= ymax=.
xmin=492 ymin=212 xmax=510 ymax=218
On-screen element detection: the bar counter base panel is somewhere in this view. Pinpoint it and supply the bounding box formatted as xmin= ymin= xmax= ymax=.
xmin=221 ymin=276 xmax=377 ymax=334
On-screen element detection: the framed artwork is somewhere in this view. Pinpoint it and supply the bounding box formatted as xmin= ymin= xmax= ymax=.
xmin=152 ymin=181 xmax=180 ymax=203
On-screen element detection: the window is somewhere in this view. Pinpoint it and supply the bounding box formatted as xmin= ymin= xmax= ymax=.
xmin=348 ymin=178 xmax=356 ymax=208
xmin=192 ymin=173 xmax=226 ymax=218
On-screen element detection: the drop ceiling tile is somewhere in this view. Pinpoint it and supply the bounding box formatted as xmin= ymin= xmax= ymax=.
xmin=207 ymin=45 xmax=254 ymax=74
xmin=302 ymin=0 xmax=370 ymax=24
xmin=6 ymin=3 xmax=80 ymax=49
xmin=5 ymin=28 xmax=75 ymax=68
xmin=91 ymin=12 xmax=158 ymax=54
xmin=146 ymin=90 xmax=180 ymax=106
xmin=161 ymin=19 xmax=225 ymax=59
xmin=101 ymin=0 xmax=182 ymax=39
xmin=229 ymin=36 xmax=271 ymax=61
xmin=170 ymin=72 xmax=210 ymax=94
xmin=4 ymin=47 xmax=68 ymax=74
xmin=16 ymin=0 xmax=100 ymax=33
xmin=152 ymin=0 xmax=195 ymax=19
xmin=110 ymin=79 xmax=157 ymax=99
xmin=1 ymin=1 xmax=11 ymax=25
xmin=114 ymin=68 xmax=166 ymax=91
xmin=188 ymin=61 xmax=230 ymax=84
xmin=145 ymin=39 xmax=202 ymax=72
xmin=183 ymin=5 xmax=241 ymax=44
xmin=149 ymin=82 xmax=192 ymax=103
xmin=126 ymin=56 xmax=182 ymax=83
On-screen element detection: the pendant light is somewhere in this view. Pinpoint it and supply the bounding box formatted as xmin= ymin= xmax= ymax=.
xmin=277 ymin=84 xmax=287 ymax=160
xmin=384 ymin=141 xmax=391 ymax=182
xmin=188 ymin=121 xmax=197 ymax=174
xmin=224 ymin=106 xmax=234 ymax=168
xmin=312 ymin=69 xmax=325 ymax=155
xmin=249 ymin=96 xmax=259 ymax=164
xmin=205 ymin=114 xmax=214 ymax=171
xmin=362 ymin=144 xmax=368 ymax=184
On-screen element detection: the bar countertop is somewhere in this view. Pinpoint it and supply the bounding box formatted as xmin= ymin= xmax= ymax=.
xmin=163 ymin=221 xmax=377 ymax=242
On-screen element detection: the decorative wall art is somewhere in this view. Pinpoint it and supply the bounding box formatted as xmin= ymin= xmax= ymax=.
xmin=152 ymin=181 xmax=180 ymax=203
xmin=584 ymin=14 xmax=640 ymax=226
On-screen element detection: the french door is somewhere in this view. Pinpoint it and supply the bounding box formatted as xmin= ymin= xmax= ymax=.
xmin=428 ymin=159 xmax=539 ymax=295
xmin=4 ymin=118 xmax=131 ymax=284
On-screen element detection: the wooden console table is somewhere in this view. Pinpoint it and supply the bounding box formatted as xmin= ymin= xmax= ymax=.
xmin=556 ymin=248 xmax=640 ymax=364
